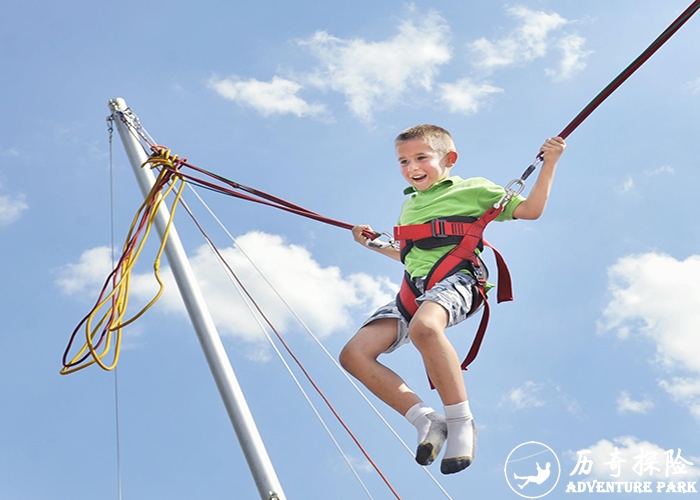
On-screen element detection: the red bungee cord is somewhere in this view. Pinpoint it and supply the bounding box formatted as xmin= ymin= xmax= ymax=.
xmin=517 ymin=0 xmax=700 ymax=183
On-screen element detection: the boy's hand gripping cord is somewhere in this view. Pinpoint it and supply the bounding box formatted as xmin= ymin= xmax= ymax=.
xmin=506 ymin=0 xmax=700 ymax=198
xmin=367 ymin=232 xmax=400 ymax=250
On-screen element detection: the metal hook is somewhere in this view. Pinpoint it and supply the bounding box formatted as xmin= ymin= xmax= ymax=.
xmin=495 ymin=179 xmax=526 ymax=209
xmin=367 ymin=231 xmax=399 ymax=250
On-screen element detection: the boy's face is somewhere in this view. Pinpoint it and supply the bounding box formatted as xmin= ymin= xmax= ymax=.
xmin=397 ymin=138 xmax=454 ymax=191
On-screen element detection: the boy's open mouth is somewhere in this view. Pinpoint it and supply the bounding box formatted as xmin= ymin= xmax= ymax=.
xmin=412 ymin=174 xmax=427 ymax=182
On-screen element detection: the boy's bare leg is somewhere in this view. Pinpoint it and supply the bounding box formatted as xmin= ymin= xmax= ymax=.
xmin=340 ymin=318 xmax=420 ymax=414
xmin=409 ymin=301 xmax=477 ymax=474
xmin=340 ymin=318 xmax=447 ymax=466
xmin=409 ymin=301 xmax=466 ymax=403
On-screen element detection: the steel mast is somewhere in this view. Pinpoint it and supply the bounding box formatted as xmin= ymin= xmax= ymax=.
xmin=108 ymin=97 xmax=286 ymax=500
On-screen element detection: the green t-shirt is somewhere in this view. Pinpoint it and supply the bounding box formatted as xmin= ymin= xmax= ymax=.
xmin=399 ymin=175 xmax=525 ymax=279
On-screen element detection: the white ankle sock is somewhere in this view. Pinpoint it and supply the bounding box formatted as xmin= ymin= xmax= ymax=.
xmin=405 ymin=403 xmax=433 ymax=440
xmin=441 ymin=401 xmax=477 ymax=474
xmin=405 ymin=403 xmax=447 ymax=466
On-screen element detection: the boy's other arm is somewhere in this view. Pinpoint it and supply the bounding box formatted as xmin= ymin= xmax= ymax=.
xmin=512 ymin=137 xmax=566 ymax=220
xmin=352 ymin=225 xmax=402 ymax=261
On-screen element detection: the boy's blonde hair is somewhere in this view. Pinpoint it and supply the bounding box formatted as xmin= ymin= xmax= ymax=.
xmin=395 ymin=124 xmax=456 ymax=155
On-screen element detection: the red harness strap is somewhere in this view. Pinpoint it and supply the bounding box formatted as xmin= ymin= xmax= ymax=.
xmin=393 ymin=206 xmax=513 ymax=375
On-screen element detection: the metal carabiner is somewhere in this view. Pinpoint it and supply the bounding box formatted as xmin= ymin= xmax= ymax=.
xmin=367 ymin=231 xmax=399 ymax=250
xmin=494 ymin=154 xmax=544 ymax=208
xmin=495 ymin=179 xmax=526 ymax=209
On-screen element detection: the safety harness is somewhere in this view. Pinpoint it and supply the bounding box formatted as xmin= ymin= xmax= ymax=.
xmin=392 ymin=203 xmax=514 ymax=373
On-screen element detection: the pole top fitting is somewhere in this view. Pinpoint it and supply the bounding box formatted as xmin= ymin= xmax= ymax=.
xmin=108 ymin=97 xmax=128 ymax=112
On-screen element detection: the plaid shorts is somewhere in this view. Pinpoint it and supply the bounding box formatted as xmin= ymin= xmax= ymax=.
xmin=361 ymin=272 xmax=481 ymax=353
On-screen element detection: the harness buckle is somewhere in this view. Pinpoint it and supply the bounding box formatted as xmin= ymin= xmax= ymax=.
xmin=431 ymin=219 xmax=448 ymax=238
xmin=468 ymin=256 xmax=488 ymax=285
xmin=473 ymin=268 xmax=488 ymax=285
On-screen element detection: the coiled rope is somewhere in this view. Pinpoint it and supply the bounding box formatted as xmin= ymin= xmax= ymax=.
xmin=61 ymin=149 xmax=186 ymax=374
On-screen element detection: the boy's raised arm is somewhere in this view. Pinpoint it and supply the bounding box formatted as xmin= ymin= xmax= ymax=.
xmin=352 ymin=225 xmax=402 ymax=261
xmin=512 ymin=136 xmax=566 ymax=221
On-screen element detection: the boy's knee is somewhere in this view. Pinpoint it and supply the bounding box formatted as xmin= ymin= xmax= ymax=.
xmin=339 ymin=340 xmax=370 ymax=374
xmin=408 ymin=315 xmax=443 ymax=346
xmin=409 ymin=302 xmax=448 ymax=346
xmin=338 ymin=343 xmax=357 ymax=372
xmin=340 ymin=319 xmax=398 ymax=373
xmin=408 ymin=320 xmax=434 ymax=345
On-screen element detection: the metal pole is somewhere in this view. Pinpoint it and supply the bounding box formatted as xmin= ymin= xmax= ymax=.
xmin=108 ymin=98 xmax=286 ymax=500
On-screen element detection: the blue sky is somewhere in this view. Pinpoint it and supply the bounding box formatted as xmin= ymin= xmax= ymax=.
xmin=2 ymin=0 xmax=700 ymax=498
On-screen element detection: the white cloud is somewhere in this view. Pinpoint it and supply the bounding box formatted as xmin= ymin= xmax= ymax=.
xmin=599 ymin=252 xmax=700 ymax=374
xmin=56 ymin=232 xmax=396 ymax=351
xmin=299 ymin=12 xmax=451 ymax=122
xmin=618 ymin=176 xmax=634 ymax=193
xmin=689 ymin=77 xmax=700 ymax=94
xmin=644 ymin=165 xmax=674 ymax=176
xmin=616 ymin=391 xmax=654 ymax=414
xmin=439 ymin=78 xmax=504 ymax=115
xmin=469 ymin=6 xmax=569 ymax=72
xmin=616 ymin=167 xmax=674 ymax=194
xmin=567 ymin=436 xmax=700 ymax=481
xmin=501 ymin=380 xmax=545 ymax=410
xmin=209 ymin=7 xmax=589 ymax=121
xmin=600 ymin=252 xmax=700 ymax=422
xmin=658 ymin=377 xmax=700 ymax=421
xmin=0 ymin=192 xmax=28 ymax=225
xmin=154 ymin=231 xmax=395 ymax=342
xmin=501 ymin=380 xmax=583 ymax=414
xmin=54 ymin=246 xmax=114 ymax=295
xmin=546 ymin=34 xmax=592 ymax=81
xmin=207 ymin=76 xmax=327 ymax=118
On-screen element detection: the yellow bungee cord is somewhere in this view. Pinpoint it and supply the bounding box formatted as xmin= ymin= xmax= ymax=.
xmin=61 ymin=149 xmax=185 ymax=374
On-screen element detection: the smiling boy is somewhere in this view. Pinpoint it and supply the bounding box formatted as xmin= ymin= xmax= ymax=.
xmin=340 ymin=124 xmax=565 ymax=474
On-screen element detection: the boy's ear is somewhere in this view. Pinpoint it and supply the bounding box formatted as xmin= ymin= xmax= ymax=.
xmin=446 ymin=150 xmax=458 ymax=166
